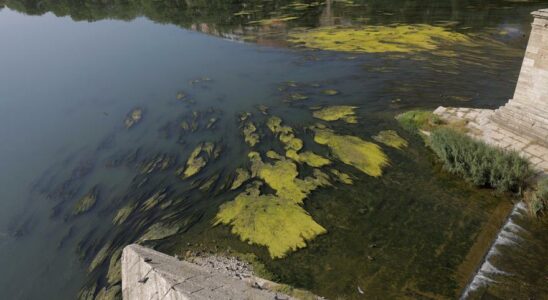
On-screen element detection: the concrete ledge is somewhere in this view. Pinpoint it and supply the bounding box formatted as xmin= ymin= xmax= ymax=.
xmin=122 ymin=244 xmax=293 ymax=300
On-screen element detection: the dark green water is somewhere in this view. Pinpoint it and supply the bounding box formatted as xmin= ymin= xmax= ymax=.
xmin=0 ymin=0 xmax=547 ymax=299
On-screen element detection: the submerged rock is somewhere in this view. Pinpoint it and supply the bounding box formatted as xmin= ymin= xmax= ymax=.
xmin=124 ymin=108 xmax=143 ymax=129
xmin=372 ymin=130 xmax=408 ymax=150
xmin=72 ymin=186 xmax=99 ymax=216
xmin=312 ymin=106 xmax=358 ymax=123
xmin=313 ymin=127 xmax=389 ymax=177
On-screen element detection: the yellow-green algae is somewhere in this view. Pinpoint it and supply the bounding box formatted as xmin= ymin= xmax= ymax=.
xmin=288 ymin=25 xmax=473 ymax=54
xmin=373 ymin=130 xmax=408 ymax=149
xmin=249 ymin=151 xmax=330 ymax=204
xmin=242 ymin=122 xmax=260 ymax=147
xmin=330 ymin=169 xmax=353 ymax=184
xmin=214 ymin=182 xmax=326 ymax=258
xmin=313 ymin=127 xmax=389 ymax=177
xmin=285 ymin=149 xmax=331 ymax=168
xmin=231 ymin=168 xmax=251 ymax=190
xmin=180 ymin=142 xmax=215 ymax=179
xmin=321 ymin=89 xmax=339 ymax=96
xmin=266 ymin=116 xmax=303 ymax=151
xmin=312 ymin=106 xmax=358 ymax=123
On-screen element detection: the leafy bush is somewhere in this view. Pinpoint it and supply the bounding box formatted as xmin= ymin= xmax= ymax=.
xmin=528 ymin=178 xmax=548 ymax=216
xmin=429 ymin=128 xmax=532 ymax=193
xmin=396 ymin=109 xmax=441 ymax=132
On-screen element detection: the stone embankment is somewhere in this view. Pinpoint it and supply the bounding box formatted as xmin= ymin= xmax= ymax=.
xmin=435 ymin=9 xmax=548 ymax=176
xmin=121 ymin=244 xmax=298 ymax=300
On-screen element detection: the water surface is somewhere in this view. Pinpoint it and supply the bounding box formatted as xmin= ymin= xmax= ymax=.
xmin=0 ymin=1 xmax=547 ymax=299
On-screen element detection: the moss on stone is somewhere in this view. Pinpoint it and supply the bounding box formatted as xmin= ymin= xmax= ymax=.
xmin=312 ymin=106 xmax=358 ymax=123
xmin=373 ymin=130 xmax=408 ymax=149
xmin=313 ymin=127 xmax=389 ymax=177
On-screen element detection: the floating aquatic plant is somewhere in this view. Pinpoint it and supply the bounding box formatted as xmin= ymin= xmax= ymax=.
xmin=214 ymin=182 xmax=326 ymax=258
xmin=179 ymin=142 xmax=216 ymax=179
xmin=231 ymin=168 xmax=251 ymax=190
xmin=373 ymin=130 xmax=408 ymax=149
xmin=313 ymin=127 xmax=389 ymax=177
xmin=312 ymin=106 xmax=358 ymax=123
xmin=286 ymin=149 xmax=331 ymax=167
xmin=243 ymin=122 xmax=260 ymax=147
xmin=249 ymin=151 xmax=330 ymax=204
xmin=288 ymin=25 xmax=473 ymax=54
xmin=330 ymin=169 xmax=353 ymax=185
xmin=267 ymin=116 xmax=303 ymax=151
xmin=321 ymin=89 xmax=339 ymax=96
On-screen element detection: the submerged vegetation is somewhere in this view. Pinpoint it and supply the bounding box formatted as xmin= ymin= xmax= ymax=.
xmin=396 ymin=109 xmax=441 ymax=133
xmin=373 ymin=130 xmax=408 ymax=149
xmin=429 ymin=128 xmax=531 ymax=193
xmin=312 ymin=105 xmax=358 ymax=123
xmin=312 ymin=126 xmax=389 ymax=177
xmin=288 ymin=25 xmax=473 ymax=54
xmin=214 ymin=182 xmax=326 ymax=259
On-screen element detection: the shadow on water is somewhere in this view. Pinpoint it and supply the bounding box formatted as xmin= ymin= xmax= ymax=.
xmin=0 ymin=0 xmax=547 ymax=299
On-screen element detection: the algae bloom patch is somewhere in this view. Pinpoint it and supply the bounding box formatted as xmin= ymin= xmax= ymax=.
xmin=288 ymin=25 xmax=472 ymax=54
xmin=313 ymin=127 xmax=389 ymax=177
xmin=214 ymin=182 xmax=326 ymax=259
xmin=373 ymin=130 xmax=408 ymax=150
xmin=312 ymin=106 xmax=358 ymax=123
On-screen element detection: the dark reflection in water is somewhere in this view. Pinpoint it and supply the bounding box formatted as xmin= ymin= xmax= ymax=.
xmin=0 ymin=0 xmax=547 ymax=300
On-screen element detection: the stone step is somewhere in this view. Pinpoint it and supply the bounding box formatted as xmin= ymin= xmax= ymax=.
xmin=494 ymin=104 xmax=548 ymax=129
xmin=506 ymin=98 xmax=548 ymax=117
xmin=490 ymin=111 xmax=548 ymax=146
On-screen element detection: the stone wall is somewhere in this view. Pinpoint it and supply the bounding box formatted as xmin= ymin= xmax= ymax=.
xmin=121 ymin=244 xmax=295 ymax=300
xmin=490 ymin=9 xmax=548 ymax=145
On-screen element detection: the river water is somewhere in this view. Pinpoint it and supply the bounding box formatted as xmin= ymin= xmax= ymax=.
xmin=0 ymin=0 xmax=547 ymax=299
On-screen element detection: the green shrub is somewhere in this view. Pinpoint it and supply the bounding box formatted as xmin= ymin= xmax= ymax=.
xmin=396 ymin=109 xmax=441 ymax=132
xmin=529 ymin=178 xmax=548 ymax=216
xmin=429 ymin=128 xmax=532 ymax=193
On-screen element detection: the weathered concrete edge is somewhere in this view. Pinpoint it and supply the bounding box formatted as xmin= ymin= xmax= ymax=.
xmin=121 ymin=244 xmax=295 ymax=300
